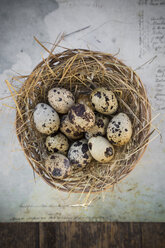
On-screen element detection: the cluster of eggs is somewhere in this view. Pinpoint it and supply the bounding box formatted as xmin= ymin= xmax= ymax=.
xmin=33 ymin=87 xmax=132 ymax=179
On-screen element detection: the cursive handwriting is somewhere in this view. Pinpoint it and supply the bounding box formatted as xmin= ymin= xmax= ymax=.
xmin=10 ymin=216 xmax=106 ymax=222
xmin=139 ymin=0 xmax=165 ymax=5
xmin=154 ymin=66 xmax=165 ymax=110
xmin=150 ymin=17 xmax=165 ymax=53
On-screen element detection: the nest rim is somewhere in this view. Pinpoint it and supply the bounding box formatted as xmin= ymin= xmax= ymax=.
xmin=15 ymin=48 xmax=152 ymax=194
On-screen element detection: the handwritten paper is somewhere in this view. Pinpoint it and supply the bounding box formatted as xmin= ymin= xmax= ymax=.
xmin=0 ymin=0 xmax=165 ymax=222
xmin=154 ymin=66 xmax=165 ymax=110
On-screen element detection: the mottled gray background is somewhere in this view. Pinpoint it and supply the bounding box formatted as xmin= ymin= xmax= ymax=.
xmin=0 ymin=0 xmax=59 ymax=73
xmin=0 ymin=0 xmax=165 ymax=222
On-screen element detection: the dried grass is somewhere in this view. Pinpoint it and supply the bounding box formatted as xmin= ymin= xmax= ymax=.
xmin=5 ymin=38 xmax=153 ymax=194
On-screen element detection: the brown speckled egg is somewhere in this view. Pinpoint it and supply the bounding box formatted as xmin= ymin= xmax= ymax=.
xmin=68 ymin=104 xmax=95 ymax=132
xmin=88 ymin=136 xmax=114 ymax=163
xmin=90 ymin=87 xmax=118 ymax=115
xmin=33 ymin=103 xmax=60 ymax=134
xmin=48 ymin=87 xmax=75 ymax=114
xmin=107 ymin=113 xmax=132 ymax=146
xmin=45 ymin=153 xmax=71 ymax=179
xmin=68 ymin=139 xmax=92 ymax=169
xmin=60 ymin=115 xmax=83 ymax=140
xmin=85 ymin=113 xmax=109 ymax=139
xmin=45 ymin=133 xmax=69 ymax=155
xmin=77 ymin=94 xmax=95 ymax=111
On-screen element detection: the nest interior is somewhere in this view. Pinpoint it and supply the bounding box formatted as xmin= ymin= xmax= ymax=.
xmin=14 ymin=47 xmax=152 ymax=193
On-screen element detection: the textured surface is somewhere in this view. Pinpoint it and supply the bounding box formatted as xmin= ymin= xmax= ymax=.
xmin=0 ymin=0 xmax=165 ymax=222
xmin=0 ymin=223 xmax=165 ymax=248
xmin=0 ymin=223 xmax=39 ymax=248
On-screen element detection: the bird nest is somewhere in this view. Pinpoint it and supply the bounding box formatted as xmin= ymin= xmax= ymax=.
xmin=10 ymin=42 xmax=152 ymax=194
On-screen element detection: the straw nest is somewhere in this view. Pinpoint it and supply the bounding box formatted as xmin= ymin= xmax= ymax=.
xmin=11 ymin=42 xmax=152 ymax=194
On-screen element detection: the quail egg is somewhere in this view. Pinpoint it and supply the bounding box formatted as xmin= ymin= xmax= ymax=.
xmin=77 ymin=94 xmax=94 ymax=111
xmin=90 ymin=87 xmax=118 ymax=115
xmin=88 ymin=136 xmax=114 ymax=163
xmin=68 ymin=103 xmax=95 ymax=132
xmin=45 ymin=153 xmax=71 ymax=179
xmin=48 ymin=87 xmax=75 ymax=114
xmin=45 ymin=133 xmax=69 ymax=155
xmin=60 ymin=115 xmax=83 ymax=140
xmin=85 ymin=113 xmax=109 ymax=139
xmin=68 ymin=139 xmax=92 ymax=169
xmin=107 ymin=113 xmax=132 ymax=146
xmin=33 ymin=103 xmax=60 ymax=134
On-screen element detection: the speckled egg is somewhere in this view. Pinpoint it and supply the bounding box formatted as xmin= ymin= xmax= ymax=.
xmin=68 ymin=104 xmax=95 ymax=132
xmin=77 ymin=94 xmax=95 ymax=111
xmin=45 ymin=153 xmax=71 ymax=179
xmin=60 ymin=115 xmax=83 ymax=140
xmin=45 ymin=133 xmax=69 ymax=155
xmin=68 ymin=139 xmax=92 ymax=169
xmin=107 ymin=113 xmax=132 ymax=146
xmin=48 ymin=87 xmax=75 ymax=114
xmin=85 ymin=113 xmax=109 ymax=139
xmin=88 ymin=136 xmax=114 ymax=163
xmin=90 ymin=87 xmax=118 ymax=115
xmin=33 ymin=103 xmax=60 ymax=134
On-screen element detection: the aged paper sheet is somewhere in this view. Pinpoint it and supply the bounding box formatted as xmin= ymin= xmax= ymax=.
xmin=0 ymin=0 xmax=165 ymax=222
